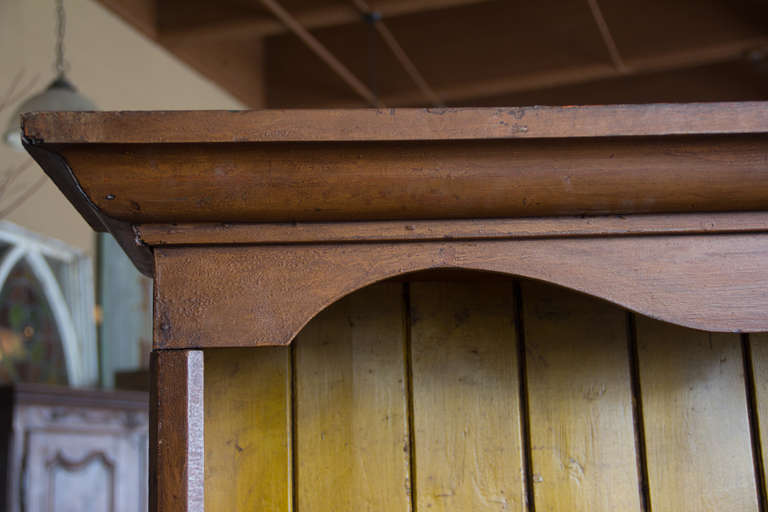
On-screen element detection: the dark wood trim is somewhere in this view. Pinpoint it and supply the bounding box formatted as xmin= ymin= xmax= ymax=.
xmin=149 ymin=350 xmax=204 ymax=512
xmin=21 ymin=103 xmax=768 ymax=143
xmin=24 ymin=104 xmax=768 ymax=330
xmin=137 ymin=212 xmax=768 ymax=246
xmin=45 ymin=134 xmax=768 ymax=225
xmin=154 ymin=234 xmax=768 ymax=350
xmin=22 ymin=138 xmax=154 ymax=276
xmin=21 ymin=140 xmax=106 ymax=233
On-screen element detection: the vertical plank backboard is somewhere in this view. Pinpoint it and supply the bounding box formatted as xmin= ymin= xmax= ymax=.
xmin=409 ymin=280 xmax=526 ymax=511
xmin=294 ymin=283 xmax=412 ymax=511
xmin=748 ymin=333 xmax=768 ymax=506
xmin=636 ymin=317 xmax=758 ymax=512
xmin=204 ymin=348 xmax=292 ymax=511
xmin=522 ymin=281 xmax=642 ymax=511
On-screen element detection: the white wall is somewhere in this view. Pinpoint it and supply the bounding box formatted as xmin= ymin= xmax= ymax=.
xmin=0 ymin=0 xmax=244 ymax=255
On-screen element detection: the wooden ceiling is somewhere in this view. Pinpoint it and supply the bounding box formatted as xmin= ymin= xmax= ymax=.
xmin=98 ymin=0 xmax=768 ymax=108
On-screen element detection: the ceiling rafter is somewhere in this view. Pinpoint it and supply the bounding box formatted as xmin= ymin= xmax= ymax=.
xmin=260 ymin=0 xmax=382 ymax=107
xmin=350 ymin=0 xmax=444 ymax=107
xmin=382 ymin=37 xmax=768 ymax=106
xmin=161 ymin=0 xmax=494 ymax=40
xmin=96 ymin=0 xmax=768 ymax=108
xmin=586 ymin=0 xmax=627 ymax=73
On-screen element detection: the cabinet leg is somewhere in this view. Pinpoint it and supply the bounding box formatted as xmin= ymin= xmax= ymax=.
xmin=149 ymin=350 xmax=204 ymax=512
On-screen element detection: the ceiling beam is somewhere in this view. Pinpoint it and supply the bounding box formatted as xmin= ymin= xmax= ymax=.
xmin=459 ymin=59 xmax=768 ymax=107
xmin=96 ymin=0 xmax=157 ymax=38
xmin=161 ymin=0 xmax=493 ymax=40
xmin=160 ymin=35 xmax=265 ymax=108
xmin=259 ymin=0 xmax=382 ymax=107
xmin=383 ymin=37 xmax=768 ymax=106
xmin=97 ymin=0 xmax=768 ymax=109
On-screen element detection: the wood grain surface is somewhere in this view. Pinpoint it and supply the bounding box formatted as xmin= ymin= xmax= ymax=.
xmin=293 ymin=283 xmax=412 ymax=511
xmin=151 ymin=284 xmax=768 ymax=511
xmin=409 ymin=281 xmax=526 ymax=511
xmin=149 ymin=350 xmax=204 ymax=512
xmin=154 ymin=234 xmax=768 ymax=350
xmin=69 ymin=102 xmax=768 ymax=511
xmin=748 ymin=333 xmax=768 ymax=508
xmin=58 ymin=135 xmax=768 ymax=223
xmin=636 ymin=318 xmax=758 ymax=512
xmin=204 ymin=348 xmax=292 ymax=511
xmin=22 ymin=103 xmax=768 ymax=143
xmin=522 ymin=280 xmax=642 ymax=511
xmin=137 ymin=211 xmax=768 ymax=246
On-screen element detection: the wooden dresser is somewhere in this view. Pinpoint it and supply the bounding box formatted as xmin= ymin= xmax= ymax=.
xmin=22 ymin=104 xmax=768 ymax=511
xmin=0 ymin=384 xmax=148 ymax=512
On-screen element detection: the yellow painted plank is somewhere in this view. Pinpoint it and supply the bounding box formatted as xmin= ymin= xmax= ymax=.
xmin=522 ymin=281 xmax=642 ymax=511
xmin=294 ymin=282 xmax=411 ymax=511
xmin=637 ymin=317 xmax=758 ymax=512
xmin=410 ymin=280 xmax=526 ymax=511
xmin=204 ymin=347 xmax=292 ymax=511
xmin=748 ymin=333 xmax=768 ymax=503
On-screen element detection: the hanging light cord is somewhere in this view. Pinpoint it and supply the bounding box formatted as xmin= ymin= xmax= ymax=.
xmin=54 ymin=0 xmax=68 ymax=77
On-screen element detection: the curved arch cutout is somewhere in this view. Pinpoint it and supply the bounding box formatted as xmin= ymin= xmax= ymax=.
xmin=154 ymin=234 xmax=768 ymax=349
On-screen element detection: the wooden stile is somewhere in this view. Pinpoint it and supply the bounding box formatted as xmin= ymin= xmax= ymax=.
xmin=149 ymin=350 xmax=204 ymax=512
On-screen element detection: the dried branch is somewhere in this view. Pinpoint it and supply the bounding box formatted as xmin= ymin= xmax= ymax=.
xmin=0 ymin=70 xmax=38 ymax=113
xmin=0 ymin=160 xmax=33 ymax=197
xmin=1 ymin=70 xmax=44 ymax=218
xmin=0 ymin=175 xmax=47 ymax=219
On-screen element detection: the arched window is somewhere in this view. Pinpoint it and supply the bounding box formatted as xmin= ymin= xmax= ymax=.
xmin=0 ymin=221 xmax=97 ymax=387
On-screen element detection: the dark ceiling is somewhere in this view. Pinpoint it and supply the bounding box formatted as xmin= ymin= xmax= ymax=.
xmin=98 ymin=0 xmax=768 ymax=108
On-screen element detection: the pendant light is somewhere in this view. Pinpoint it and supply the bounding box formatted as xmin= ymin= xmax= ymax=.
xmin=3 ymin=0 xmax=95 ymax=151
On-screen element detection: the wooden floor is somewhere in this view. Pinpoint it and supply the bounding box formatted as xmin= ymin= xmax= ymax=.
xmin=203 ymin=278 xmax=768 ymax=511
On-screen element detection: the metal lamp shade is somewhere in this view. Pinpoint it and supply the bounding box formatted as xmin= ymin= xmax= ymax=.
xmin=3 ymin=77 xmax=95 ymax=151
